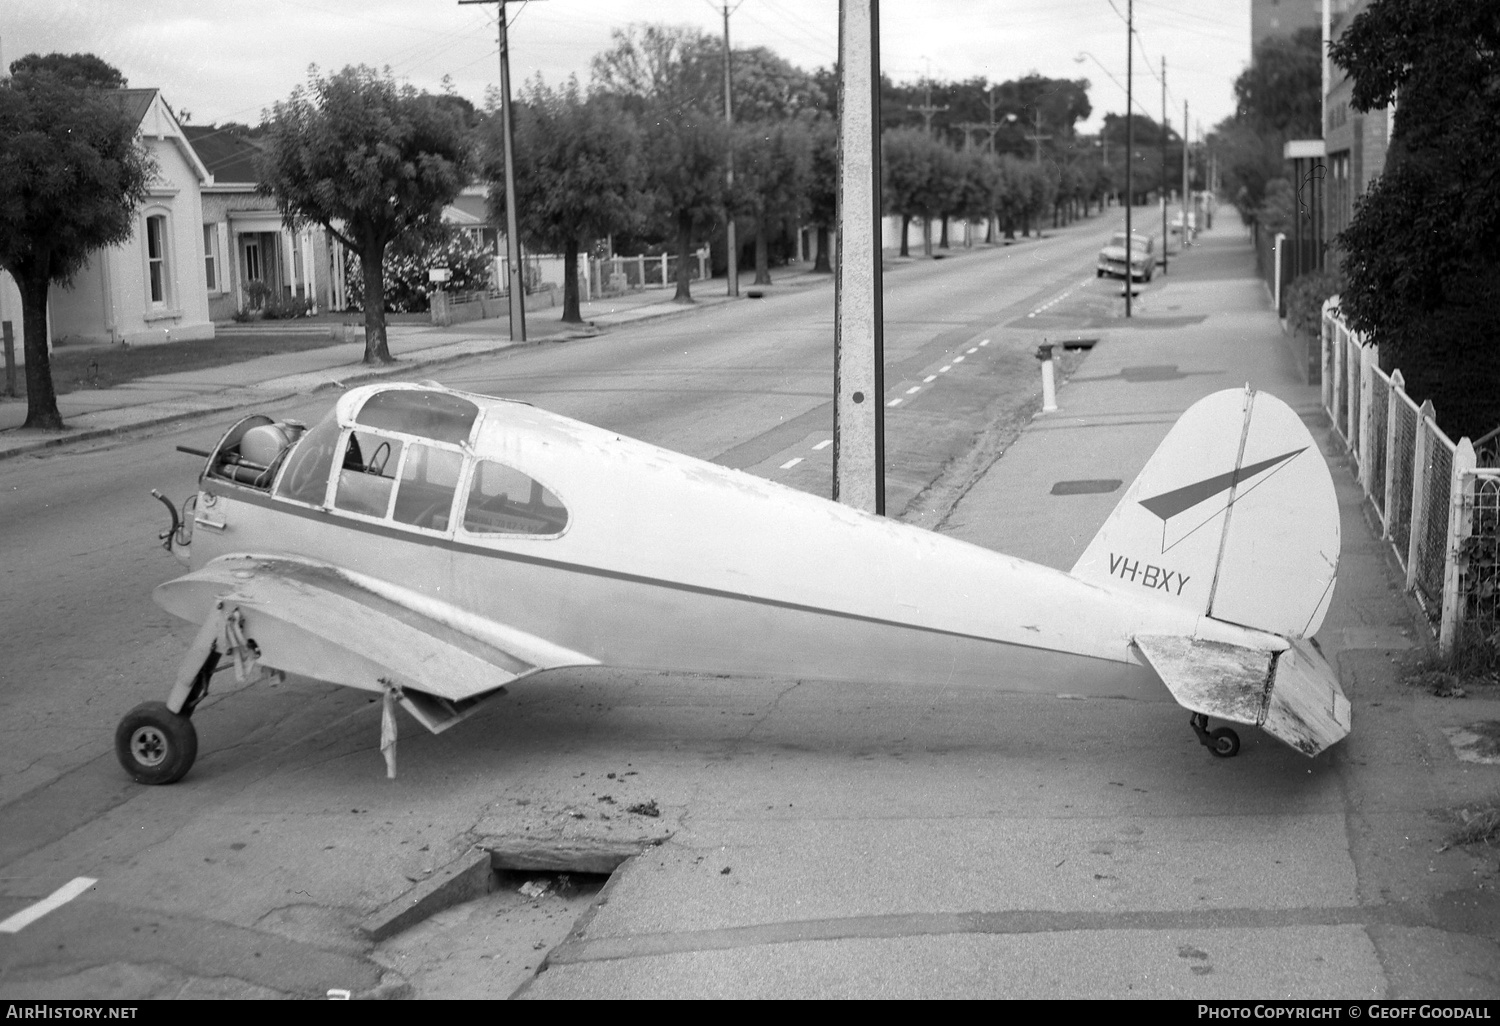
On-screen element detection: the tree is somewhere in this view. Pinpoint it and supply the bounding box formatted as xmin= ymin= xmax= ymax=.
xmin=592 ymin=25 xmax=727 ymax=302
xmin=258 ymin=65 xmax=470 ymax=363
xmin=805 ymin=120 xmax=837 ymax=272
xmin=484 ymin=76 xmax=643 ymax=323
xmin=0 ymin=53 xmax=152 ymax=430
xmin=735 ymin=119 xmax=811 ymax=284
xmin=1330 ymin=0 xmax=1500 ymax=439
xmin=1210 ymin=27 xmax=1322 ymax=226
xmin=882 ymin=127 xmax=936 ymax=257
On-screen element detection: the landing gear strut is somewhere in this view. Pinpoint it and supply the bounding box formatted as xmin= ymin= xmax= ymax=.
xmin=1189 ymin=712 xmax=1241 ymax=759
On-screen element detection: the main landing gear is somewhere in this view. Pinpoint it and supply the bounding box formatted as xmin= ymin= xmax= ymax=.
xmin=116 ymin=646 xmax=219 ymax=785
xmin=1189 ymin=712 xmax=1241 ymax=759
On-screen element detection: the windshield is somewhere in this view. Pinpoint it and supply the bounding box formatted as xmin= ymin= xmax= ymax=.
xmin=273 ymin=408 xmax=341 ymax=505
xmin=355 ymin=389 xmax=478 ymax=445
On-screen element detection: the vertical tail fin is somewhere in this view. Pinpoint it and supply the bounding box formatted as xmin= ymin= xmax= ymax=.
xmin=1072 ymin=388 xmax=1339 ymax=638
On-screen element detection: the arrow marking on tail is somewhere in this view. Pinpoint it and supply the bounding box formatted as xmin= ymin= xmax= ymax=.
xmin=1138 ymin=448 xmax=1306 ymax=522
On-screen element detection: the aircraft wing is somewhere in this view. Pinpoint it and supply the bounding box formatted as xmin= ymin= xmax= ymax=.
xmin=154 ymin=555 xmax=598 ymax=732
xmin=1134 ymin=634 xmax=1351 ymax=756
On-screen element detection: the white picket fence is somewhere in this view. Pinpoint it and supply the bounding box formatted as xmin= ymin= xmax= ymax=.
xmin=493 ymin=247 xmax=712 ymax=302
xmin=1321 ymin=296 xmax=1500 ymax=653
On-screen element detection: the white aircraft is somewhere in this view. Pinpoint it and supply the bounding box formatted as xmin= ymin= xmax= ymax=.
xmin=119 ymin=382 xmax=1348 ymax=784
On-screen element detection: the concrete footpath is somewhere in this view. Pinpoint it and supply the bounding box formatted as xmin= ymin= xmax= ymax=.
xmin=519 ymin=226 xmax=1500 ymax=998
xmin=0 ymin=280 xmax=775 ymax=459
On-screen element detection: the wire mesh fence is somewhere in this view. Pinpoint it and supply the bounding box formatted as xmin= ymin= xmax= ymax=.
xmin=1414 ymin=428 xmax=1454 ymax=612
xmin=1387 ymin=391 xmax=1420 ymax=561
xmin=1320 ymin=297 xmax=1480 ymax=648
xmin=1459 ymin=472 xmax=1500 ymax=637
xmin=1367 ymin=367 xmax=1389 ymax=525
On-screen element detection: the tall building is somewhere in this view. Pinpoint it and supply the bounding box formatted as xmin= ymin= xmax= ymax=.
xmin=1251 ymin=0 xmax=1322 ymax=48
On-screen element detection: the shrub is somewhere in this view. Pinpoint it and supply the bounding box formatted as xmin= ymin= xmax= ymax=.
xmin=343 ymin=225 xmax=493 ymax=313
xmin=1285 ymin=267 xmax=1345 ymax=340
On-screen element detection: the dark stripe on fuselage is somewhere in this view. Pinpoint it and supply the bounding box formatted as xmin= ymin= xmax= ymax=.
xmin=201 ymin=483 xmax=1123 ymax=667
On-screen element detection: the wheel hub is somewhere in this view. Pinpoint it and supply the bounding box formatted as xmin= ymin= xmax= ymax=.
xmin=130 ymin=726 xmax=168 ymax=767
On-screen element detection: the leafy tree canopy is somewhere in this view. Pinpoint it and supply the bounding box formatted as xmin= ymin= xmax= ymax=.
xmin=0 ymin=51 xmax=151 ymax=429
xmin=1330 ymin=0 xmax=1500 ymax=438
xmin=8 ymin=52 xmax=127 ymax=89
xmin=486 ymin=75 xmax=644 ymax=321
xmin=258 ymin=64 xmax=470 ymax=362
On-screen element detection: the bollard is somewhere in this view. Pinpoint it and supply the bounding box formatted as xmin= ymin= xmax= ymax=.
xmin=1036 ymin=341 xmax=1058 ymax=413
xmin=2 ymin=321 xmax=14 ymax=397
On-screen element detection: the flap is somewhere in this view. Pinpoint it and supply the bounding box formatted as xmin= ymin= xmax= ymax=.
xmin=155 ymin=555 xmax=597 ymax=704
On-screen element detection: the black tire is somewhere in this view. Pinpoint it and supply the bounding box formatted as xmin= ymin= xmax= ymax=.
xmin=116 ymin=701 xmax=198 ymax=784
xmin=1207 ymin=726 xmax=1240 ymax=759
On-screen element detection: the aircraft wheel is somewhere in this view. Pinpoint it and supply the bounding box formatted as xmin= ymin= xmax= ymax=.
xmin=115 ymin=702 xmax=198 ymax=785
xmin=1207 ymin=726 xmax=1240 ymax=759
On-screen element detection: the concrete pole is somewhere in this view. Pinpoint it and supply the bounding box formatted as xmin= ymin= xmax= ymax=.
xmin=833 ymin=0 xmax=884 ymax=514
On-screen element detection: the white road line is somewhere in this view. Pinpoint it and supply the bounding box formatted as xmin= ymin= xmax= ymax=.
xmin=940 ymin=365 xmax=951 ymax=372
xmin=980 ymin=339 xmax=990 ymax=346
xmin=966 ymin=347 xmax=978 ymax=354
xmin=954 ymin=355 xmax=965 ymax=363
xmin=0 ymin=878 xmax=97 ymax=934
xmin=923 ymin=375 xmax=936 ymax=383
xmin=905 ymin=386 xmax=921 ymax=394
xmin=779 ymin=457 xmax=803 ymax=470
xmin=887 ymin=398 xmax=903 ymax=407
xmin=813 ymin=439 xmax=832 ymax=451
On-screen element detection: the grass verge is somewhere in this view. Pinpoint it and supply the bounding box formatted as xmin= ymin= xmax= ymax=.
xmin=8 ymin=331 xmax=349 ymax=397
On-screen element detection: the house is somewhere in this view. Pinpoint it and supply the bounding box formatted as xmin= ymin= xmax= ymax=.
xmin=1321 ymin=0 xmax=1389 ymax=247
xmin=185 ymin=125 xmax=344 ymax=320
xmin=47 ymin=89 xmax=216 ymax=348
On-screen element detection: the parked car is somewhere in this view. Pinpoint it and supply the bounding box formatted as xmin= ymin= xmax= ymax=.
xmin=1097 ymin=231 xmax=1155 ymax=282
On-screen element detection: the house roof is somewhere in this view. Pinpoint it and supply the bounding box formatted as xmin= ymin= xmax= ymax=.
xmin=184 ymin=125 xmax=265 ymax=186
xmin=110 ymin=88 xmax=157 ymax=125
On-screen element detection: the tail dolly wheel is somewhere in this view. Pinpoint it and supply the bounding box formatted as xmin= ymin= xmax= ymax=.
xmin=1189 ymin=713 xmax=1241 ymax=759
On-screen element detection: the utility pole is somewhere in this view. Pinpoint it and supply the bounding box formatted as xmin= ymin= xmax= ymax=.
xmin=834 ymin=0 xmax=884 ymax=514
xmin=460 ymin=0 xmax=527 ymax=342
xmin=1026 ymin=108 xmax=1051 ymax=164
xmin=1160 ymin=55 xmax=1168 ymax=276
xmin=1182 ymin=99 xmax=1190 ymax=247
xmin=907 ymin=79 xmax=948 ymax=136
xmin=1125 ymin=0 xmax=1133 ymax=318
xmin=722 ymin=3 xmax=739 ymax=297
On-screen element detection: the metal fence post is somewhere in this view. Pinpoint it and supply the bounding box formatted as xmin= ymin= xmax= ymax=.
xmin=1383 ymin=369 xmax=1403 ymax=540
xmin=1440 ymin=437 xmax=1477 ymax=655
xmin=1407 ymin=400 xmax=1436 ymax=592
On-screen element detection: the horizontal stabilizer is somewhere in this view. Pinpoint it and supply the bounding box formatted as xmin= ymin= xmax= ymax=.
xmin=1135 ymin=633 xmax=1350 ymax=757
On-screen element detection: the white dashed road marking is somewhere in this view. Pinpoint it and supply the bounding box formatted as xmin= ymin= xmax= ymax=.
xmin=924 ymin=375 xmax=936 ymax=383
xmin=906 ymin=386 xmax=921 ymax=394
xmin=887 ymin=398 xmax=903 ymax=407
xmin=0 ymin=878 xmax=97 ymax=934
xmin=779 ymin=457 xmax=803 ymax=470
xmin=813 ymin=439 xmax=832 ymax=451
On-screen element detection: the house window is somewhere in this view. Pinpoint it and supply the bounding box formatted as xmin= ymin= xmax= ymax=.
xmin=146 ymin=215 xmax=169 ymax=305
xmin=203 ymin=224 xmax=218 ymax=292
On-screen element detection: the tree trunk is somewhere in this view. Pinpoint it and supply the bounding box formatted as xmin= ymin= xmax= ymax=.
xmin=939 ymin=215 xmax=950 ymax=249
xmin=753 ymin=213 xmax=771 ymax=286
xmin=814 ymin=225 xmax=832 ymax=273
xmin=360 ymin=237 xmax=392 ymax=364
xmin=899 ymin=214 xmax=911 ymax=258
xmin=1004 ymin=213 xmax=1015 ymax=241
xmin=673 ymin=210 xmax=694 ymax=303
xmin=561 ymin=236 xmax=582 ymax=324
xmin=17 ymin=272 xmax=63 ymax=431
xmin=922 ymin=213 xmax=933 ymax=258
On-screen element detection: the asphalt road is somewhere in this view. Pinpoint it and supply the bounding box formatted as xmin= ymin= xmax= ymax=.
xmin=12 ymin=210 xmax=1443 ymax=1000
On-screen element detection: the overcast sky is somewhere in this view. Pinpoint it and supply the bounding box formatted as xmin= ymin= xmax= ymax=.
xmin=4 ymin=0 xmax=1252 ymax=138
